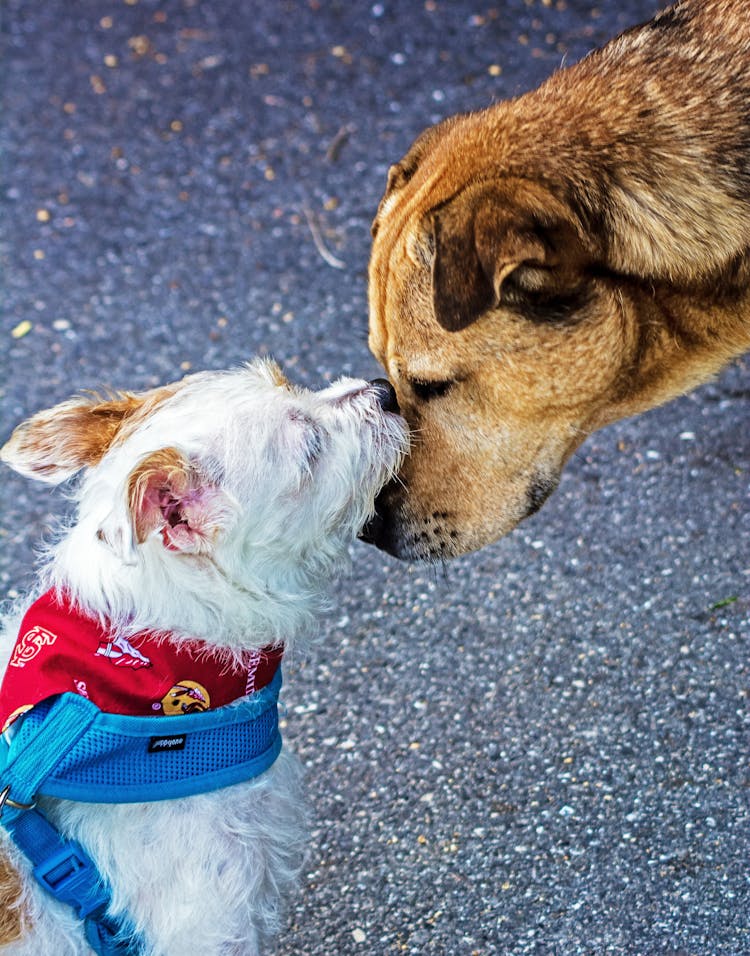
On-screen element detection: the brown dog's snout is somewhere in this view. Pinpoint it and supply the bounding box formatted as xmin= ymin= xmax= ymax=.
xmin=368 ymin=379 xmax=400 ymax=415
xmin=361 ymin=468 xmax=562 ymax=559
xmin=357 ymin=506 xmax=383 ymax=547
xmin=359 ymin=380 xmax=401 ymax=551
xmin=358 ymin=482 xmax=397 ymax=551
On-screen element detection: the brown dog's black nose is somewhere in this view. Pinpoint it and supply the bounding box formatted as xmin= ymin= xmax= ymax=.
xmin=369 ymin=378 xmax=400 ymax=415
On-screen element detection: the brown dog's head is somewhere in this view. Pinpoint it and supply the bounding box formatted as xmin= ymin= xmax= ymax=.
xmin=365 ymin=89 xmax=749 ymax=559
xmin=366 ymin=118 xmax=616 ymax=559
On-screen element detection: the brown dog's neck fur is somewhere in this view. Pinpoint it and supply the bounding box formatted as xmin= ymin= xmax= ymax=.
xmin=592 ymin=275 xmax=750 ymax=431
xmin=554 ymin=6 xmax=750 ymax=283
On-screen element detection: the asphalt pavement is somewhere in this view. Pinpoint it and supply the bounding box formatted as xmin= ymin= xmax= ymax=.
xmin=1 ymin=2 xmax=748 ymax=954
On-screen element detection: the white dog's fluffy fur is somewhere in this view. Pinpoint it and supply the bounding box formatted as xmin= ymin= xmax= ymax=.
xmin=0 ymin=359 xmax=408 ymax=955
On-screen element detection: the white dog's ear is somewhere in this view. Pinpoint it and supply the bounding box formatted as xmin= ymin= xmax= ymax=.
xmin=1 ymin=392 xmax=145 ymax=484
xmin=124 ymin=447 xmax=237 ymax=555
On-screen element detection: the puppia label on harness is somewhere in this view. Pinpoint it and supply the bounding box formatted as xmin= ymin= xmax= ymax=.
xmin=148 ymin=734 xmax=187 ymax=753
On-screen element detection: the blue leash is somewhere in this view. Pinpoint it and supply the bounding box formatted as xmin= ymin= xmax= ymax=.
xmin=1 ymin=802 xmax=136 ymax=955
xmin=0 ymin=693 xmax=139 ymax=954
xmin=0 ymin=670 xmax=283 ymax=955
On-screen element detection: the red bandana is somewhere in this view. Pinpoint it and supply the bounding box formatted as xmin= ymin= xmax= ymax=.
xmin=0 ymin=590 xmax=283 ymax=733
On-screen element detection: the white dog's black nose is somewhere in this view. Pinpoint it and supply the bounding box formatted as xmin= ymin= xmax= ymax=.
xmin=369 ymin=379 xmax=399 ymax=414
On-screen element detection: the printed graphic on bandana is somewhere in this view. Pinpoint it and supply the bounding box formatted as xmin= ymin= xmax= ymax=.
xmin=245 ymin=650 xmax=263 ymax=696
xmin=2 ymin=704 xmax=33 ymax=734
xmin=74 ymin=680 xmax=90 ymax=699
xmin=0 ymin=590 xmax=283 ymax=729
xmin=9 ymin=626 xmax=58 ymax=668
xmin=96 ymin=635 xmax=152 ymax=669
xmin=160 ymin=680 xmax=211 ymax=715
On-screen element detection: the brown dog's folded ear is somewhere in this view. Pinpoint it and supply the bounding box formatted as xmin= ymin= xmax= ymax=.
xmin=431 ymin=201 xmax=498 ymax=332
xmin=431 ymin=191 xmax=550 ymax=332
xmin=431 ymin=183 xmax=588 ymax=332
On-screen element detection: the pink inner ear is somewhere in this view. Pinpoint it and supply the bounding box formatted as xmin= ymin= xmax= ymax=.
xmin=129 ymin=450 xmax=233 ymax=554
xmin=154 ymin=489 xmax=190 ymax=551
xmin=158 ymin=486 xmax=221 ymax=553
xmin=135 ymin=476 xmax=183 ymax=540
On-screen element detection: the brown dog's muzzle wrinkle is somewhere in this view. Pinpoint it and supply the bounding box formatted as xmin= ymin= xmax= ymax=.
xmin=357 ymin=490 xmax=393 ymax=552
xmin=524 ymin=473 xmax=559 ymax=519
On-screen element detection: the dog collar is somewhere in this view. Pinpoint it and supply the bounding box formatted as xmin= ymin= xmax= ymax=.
xmin=0 ymin=589 xmax=282 ymax=733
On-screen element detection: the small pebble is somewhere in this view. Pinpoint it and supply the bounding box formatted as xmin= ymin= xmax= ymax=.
xmin=11 ymin=320 xmax=32 ymax=339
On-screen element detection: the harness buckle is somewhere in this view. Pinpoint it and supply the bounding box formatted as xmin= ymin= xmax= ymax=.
xmin=33 ymin=842 xmax=111 ymax=920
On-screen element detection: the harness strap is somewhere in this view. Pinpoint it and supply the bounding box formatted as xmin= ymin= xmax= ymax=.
xmin=4 ymin=807 xmax=137 ymax=955
xmin=0 ymin=695 xmax=141 ymax=955
xmin=1 ymin=693 xmax=98 ymax=806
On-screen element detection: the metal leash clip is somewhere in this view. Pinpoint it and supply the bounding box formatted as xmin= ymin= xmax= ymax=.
xmin=0 ymin=784 xmax=36 ymax=818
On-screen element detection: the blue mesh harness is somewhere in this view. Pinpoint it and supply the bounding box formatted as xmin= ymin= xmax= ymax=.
xmin=0 ymin=667 xmax=282 ymax=955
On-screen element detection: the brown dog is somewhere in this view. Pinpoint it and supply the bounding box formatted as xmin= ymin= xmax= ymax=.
xmin=366 ymin=0 xmax=750 ymax=560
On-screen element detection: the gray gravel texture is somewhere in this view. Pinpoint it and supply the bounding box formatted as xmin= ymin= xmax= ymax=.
xmin=1 ymin=1 xmax=749 ymax=955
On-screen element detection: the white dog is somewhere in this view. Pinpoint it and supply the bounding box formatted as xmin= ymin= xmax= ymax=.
xmin=0 ymin=359 xmax=408 ymax=956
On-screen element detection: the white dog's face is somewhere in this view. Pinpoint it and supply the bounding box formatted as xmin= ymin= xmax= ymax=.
xmin=1 ymin=360 xmax=409 ymax=640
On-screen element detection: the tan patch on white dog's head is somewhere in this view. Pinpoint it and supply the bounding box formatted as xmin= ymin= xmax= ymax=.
xmin=0 ymin=384 xmax=180 ymax=484
xmin=262 ymin=360 xmax=290 ymax=389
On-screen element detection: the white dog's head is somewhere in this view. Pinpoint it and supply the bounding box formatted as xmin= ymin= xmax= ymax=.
xmin=1 ymin=360 xmax=409 ymax=648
